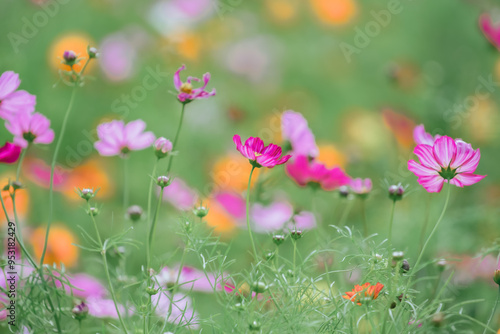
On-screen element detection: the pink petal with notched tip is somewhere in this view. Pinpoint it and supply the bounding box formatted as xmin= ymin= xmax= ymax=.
xmin=408 ymin=160 xmax=438 ymax=177
xmin=453 ymin=173 xmax=486 ymax=186
xmin=413 ymin=124 xmax=436 ymax=146
xmin=173 ymin=64 xmax=185 ymax=90
xmin=0 ymin=71 xmax=21 ymax=99
xmin=432 ymin=136 xmax=457 ymax=168
xmin=414 ymin=144 xmax=440 ymax=171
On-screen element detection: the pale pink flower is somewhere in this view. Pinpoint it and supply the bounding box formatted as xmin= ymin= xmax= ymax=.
xmin=281 ymin=110 xmax=318 ymax=158
xmin=349 ymin=178 xmax=372 ymax=195
xmin=251 ymin=200 xmax=316 ymax=233
xmin=286 ymin=155 xmax=350 ymax=191
xmin=154 ymin=137 xmax=173 ymax=154
xmin=174 ymin=64 xmax=215 ymax=103
xmin=5 ymin=112 xmax=54 ymax=148
xmin=408 ymin=136 xmax=486 ymax=193
xmin=0 ymin=71 xmax=36 ymax=119
xmin=86 ymin=296 xmax=128 ymax=319
xmin=56 ymin=273 xmax=107 ymax=299
xmin=233 ymin=135 xmax=291 ymax=168
xmin=155 ymin=265 xmax=226 ymax=292
xmin=94 ymin=119 xmax=155 ymax=156
xmin=479 ymin=14 xmax=500 ymax=50
xmin=161 ymin=178 xmax=198 ymax=210
xmin=0 ymin=142 xmax=21 ymax=164
xmin=413 ymin=124 xmax=440 ymax=146
xmin=152 ymin=292 xmax=199 ymax=328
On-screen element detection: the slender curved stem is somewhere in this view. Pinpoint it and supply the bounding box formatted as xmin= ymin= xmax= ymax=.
xmin=123 ymin=157 xmax=129 ymax=208
xmin=147 ymin=187 xmax=164 ymax=270
xmin=39 ymin=80 xmax=78 ymax=266
xmin=87 ymin=201 xmax=129 ymax=333
xmin=484 ymin=286 xmax=500 ymax=334
xmin=166 ymin=103 xmax=186 ymax=173
xmin=16 ymin=146 xmax=28 ymax=181
xmin=246 ymin=166 xmax=258 ymax=260
xmin=388 ymin=200 xmax=396 ymax=251
xmin=360 ymin=199 xmax=368 ymax=237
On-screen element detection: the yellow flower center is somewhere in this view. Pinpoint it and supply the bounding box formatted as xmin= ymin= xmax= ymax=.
xmin=180 ymin=82 xmax=193 ymax=94
xmin=254 ymin=152 xmax=262 ymax=157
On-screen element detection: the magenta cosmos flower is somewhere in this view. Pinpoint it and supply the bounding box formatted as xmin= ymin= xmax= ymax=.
xmin=0 ymin=142 xmax=21 ymax=163
xmin=408 ymin=136 xmax=486 ymax=193
xmin=0 ymin=71 xmax=36 ymax=119
xmin=94 ymin=119 xmax=155 ymax=156
xmin=414 ymin=124 xmax=440 ymax=146
xmin=281 ymin=110 xmax=318 ymax=158
xmin=350 ymin=178 xmax=372 ymax=195
xmin=5 ymin=111 xmax=54 ymax=148
xmin=286 ymin=155 xmax=350 ymax=191
xmin=174 ymin=64 xmax=216 ymax=103
xmin=233 ymin=135 xmax=291 ymax=168
xmin=479 ymin=14 xmax=500 ymax=50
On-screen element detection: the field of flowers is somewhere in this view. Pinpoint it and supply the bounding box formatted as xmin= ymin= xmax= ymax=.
xmin=1 ymin=0 xmax=500 ymax=333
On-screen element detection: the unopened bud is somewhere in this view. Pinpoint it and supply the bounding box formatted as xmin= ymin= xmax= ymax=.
xmin=146 ymin=287 xmax=159 ymax=295
xmin=249 ymin=320 xmax=261 ymax=331
xmin=72 ymin=301 xmax=88 ymax=320
xmin=272 ymin=234 xmax=285 ymax=246
xmin=290 ymin=229 xmax=302 ymax=241
xmin=87 ymin=46 xmax=98 ymax=59
xmin=339 ymin=186 xmax=349 ymax=198
xmin=251 ymin=281 xmax=267 ymax=294
xmin=156 ymin=176 xmax=171 ymax=188
xmin=431 ymin=312 xmax=444 ymax=327
xmin=79 ymin=188 xmax=94 ymax=201
xmin=127 ymin=205 xmax=143 ymax=222
xmin=265 ymin=252 xmax=274 ymax=261
xmin=388 ymin=184 xmax=405 ymax=201
xmin=436 ymin=258 xmax=447 ymax=271
xmin=63 ymin=50 xmax=77 ymax=66
xmin=400 ymin=259 xmax=410 ymax=273
xmin=392 ymin=251 xmax=404 ymax=262
xmin=154 ymin=137 xmax=173 ymax=159
xmin=87 ymin=207 xmax=99 ymax=217
xmin=193 ymin=206 xmax=209 ymax=218
xmin=11 ymin=181 xmax=23 ymax=191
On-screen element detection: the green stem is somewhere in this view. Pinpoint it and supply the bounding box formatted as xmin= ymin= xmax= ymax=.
xmin=147 ymin=187 xmax=164 ymax=270
xmin=246 ymin=166 xmax=258 ymax=261
xmin=360 ymin=198 xmax=368 ymax=237
xmin=123 ymin=157 xmax=129 ymax=208
xmin=39 ymin=80 xmax=78 ymax=266
xmin=168 ymin=238 xmax=190 ymax=320
xmin=483 ymin=286 xmax=500 ymax=334
xmin=293 ymin=240 xmax=297 ymax=274
xmin=166 ymin=103 xmax=186 ymax=173
xmin=338 ymin=198 xmax=353 ymax=227
xmin=388 ymin=200 xmax=396 ymax=252
xmin=419 ymin=195 xmax=431 ymax=252
xmin=87 ymin=201 xmax=129 ymax=334
xmin=16 ymin=146 xmax=28 ymax=181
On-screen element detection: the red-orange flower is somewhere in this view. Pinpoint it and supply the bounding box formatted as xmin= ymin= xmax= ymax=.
xmin=343 ymin=282 xmax=383 ymax=305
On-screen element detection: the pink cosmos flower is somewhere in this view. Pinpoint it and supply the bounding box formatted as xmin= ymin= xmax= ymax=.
xmin=56 ymin=273 xmax=107 ymax=299
xmin=155 ymin=265 xmax=226 ymax=292
xmin=408 ymin=136 xmax=486 ymax=193
xmin=5 ymin=112 xmax=54 ymax=148
xmin=285 ymin=155 xmax=350 ymax=191
xmin=161 ymin=178 xmax=198 ymax=210
xmin=251 ymin=200 xmax=316 ymax=233
xmin=479 ymin=14 xmax=500 ymax=50
xmin=94 ymin=119 xmax=155 ymax=157
xmin=86 ymin=296 xmax=129 ymax=319
xmin=281 ymin=110 xmax=318 ymax=158
xmin=413 ymin=124 xmax=440 ymax=146
xmin=0 ymin=142 xmax=21 ymax=163
xmin=152 ymin=292 xmax=199 ymax=328
xmin=349 ymin=178 xmax=372 ymax=195
xmin=233 ymin=135 xmax=291 ymax=168
xmin=174 ymin=64 xmax=216 ymax=103
xmin=0 ymin=71 xmax=36 ymax=119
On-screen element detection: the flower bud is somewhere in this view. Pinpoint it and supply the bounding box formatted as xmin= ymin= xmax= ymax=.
xmin=272 ymin=234 xmax=285 ymax=246
xmin=290 ymin=229 xmax=302 ymax=241
xmin=87 ymin=46 xmax=98 ymax=59
xmin=193 ymin=206 xmax=209 ymax=218
xmin=436 ymin=258 xmax=447 ymax=271
xmin=265 ymin=252 xmax=274 ymax=261
xmin=388 ymin=184 xmax=405 ymax=201
xmin=126 ymin=205 xmax=143 ymax=222
xmin=63 ymin=50 xmax=77 ymax=66
xmin=87 ymin=207 xmax=99 ymax=217
xmin=11 ymin=181 xmax=23 ymax=191
xmin=431 ymin=312 xmax=444 ymax=327
xmin=392 ymin=251 xmax=404 ymax=262
xmin=79 ymin=188 xmax=94 ymax=201
xmin=156 ymin=176 xmax=171 ymax=188
xmin=494 ymin=270 xmax=500 ymax=285
xmin=251 ymin=281 xmax=267 ymax=294
xmin=339 ymin=186 xmax=349 ymax=198
xmin=154 ymin=137 xmax=173 ymax=159
xmin=249 ymin=320 xmax=261 ymax=331
xmin=146 ymin=287 xmax=159 ymax=295
xmin=72 ymin=301 xmax=89 ymax=320
xmin=400 ymin=259 xmax=410 ymax=273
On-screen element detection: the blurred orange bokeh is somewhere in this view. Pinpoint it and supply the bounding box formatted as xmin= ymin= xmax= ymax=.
xmin=0 ymin=173 xmax=30 ymax=225
xmin=63 ymin=159 xmax=114 ymax=201
xmin=48 ymin=32 xmax=95 ymax=73
xmin=266 ymin=0 xmax=298 ymax=23
xmin=310 ymin=0 xmax=357 ymax=26
xmin=203 ymin=198 xmax=238 ymax=235
xmin=30 ymin=225 xmax=79 ymax=268
xmin=211 ymin=154 xmax=260 ymax=193
xmin=316 ymin=144 xmax=347 ymax=169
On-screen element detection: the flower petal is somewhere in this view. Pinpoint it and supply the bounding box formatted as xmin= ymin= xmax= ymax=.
xmin=432 ymin=136 xmax=457 ymax=168
xmin=417 ymin=175 xmax=445 ymax=193
xmin=408 ymin=160 xmax=438 ymax=177
xmin=173 ymin=64 xmax=185 ymax=90
xmin=414 ymin=144 xmax=440 ymax=170
xmin=453 ymin=173 xmax=486 ymax=186
xmin=0 ymin=71 xmax=21 ymax=100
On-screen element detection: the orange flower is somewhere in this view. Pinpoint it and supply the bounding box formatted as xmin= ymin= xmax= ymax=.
xmin=382 ymin=108 xmax=416 ymax=149
xmin=316 ymin=144 xmax=347 ymax=169
xmin=310 ymin=0 xmax=357 ymax=26
xmin=30 ymin=225 xmax=79 ymax=268
xmin=0 ymin=173 xmax=30 ymax=225
xmin=48 ymin=32 xmax=95 ymax=73
xmin=204 ymin=199 xmax=238 ymax=235
xmin=62 ymin=159 xmax=114 ymax=201
xmin=211 ymin=154 xmax=260 ymax=192
xmin=343 ymin=282 xmax=384 ymax=305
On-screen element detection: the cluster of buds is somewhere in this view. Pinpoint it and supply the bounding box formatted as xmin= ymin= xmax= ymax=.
xmin=193 ymin=205 xmax=209 ymax=218
xmin=272 ymin=234 xmax=285 ymax=246
xmin=72 ymin=301 xmax=89 ymax=321
xmin=156 ymin=176 xmax=171 ymax=188
xmin=290 ymin=229 xmax=302 ymax=241
xmin=339 ymin=186 xmax=349 ymax=198
xmin=388 ymin=184 xmax=405 ymax=201
xmin=154 ymin=137 xmax=173 ymax=159
xmin=87 ymin=206 xmax=99 ymax=217
xmin=2 ymin=180 xmax=23 ymax=194
xmin=78 ymin=188 xmax=96 ymax=201
xmin=126 ymin=205 xmax=143 ymax=222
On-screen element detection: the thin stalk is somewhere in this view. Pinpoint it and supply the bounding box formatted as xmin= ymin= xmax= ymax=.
xmin=245 ymin=166 xmax=258 ymax=261
xmin=293 ymin=240 xmax=297 ymax=274
xmin=145 ymin=160 xmax=159 ymax=270
xmin=360 ymin=198 xmax=368 ymax=237
xmin=40 ymin=74 xmax=79 ymax=266
xmin=338 ymin=198 xmax=353 ymax=227
xmin=87 ymin=201 xmax=129 ymax=334
xmin=483 ymin=286 xmax=500 ymax=334
xmin=166 ymin=103 xmax=186 ymax=173
xmin=388 ymin=200 xmax=396 ymax=251
xmin=16 ymin=146 xmax=28 ymax=181
xmin=123 ymin=157 xmax=129 ymax=208
xmin=147 ymin=187 xmax=164 ymax=269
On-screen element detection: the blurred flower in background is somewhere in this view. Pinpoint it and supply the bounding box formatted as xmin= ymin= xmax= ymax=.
xmin=0 ymin=71 xmax=36 ymax=118
xmin=211 ymin=153 xmax=261 ymax=192
xmin=309 ymin=0 xmax=357 ymax=26
xmin=382 ymin=108 xmax=416 ymax=149
xmin=204 ymin=192 xmax=245 ymax=234
xmin=0 ymin=142 xmax=21 ymax=164
xmin=251 ymin=200 xmax=316 ymax=233
xmin=48 ymin=33 xmax=95 ymax=73
xmin=30 ymin=225 xmax=79 ymax=267
xmin=281 ymin=110 xmax=318 ymax=158
xmin=0 ymin=175 xmax=29 ymax=225
xmin=479 ymin=13 xmax=500 ymax=50
xmin=316 ymin=144 xmax=347 ymax=169
xmin=161 ymin=178 xmax=198 ymax=211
